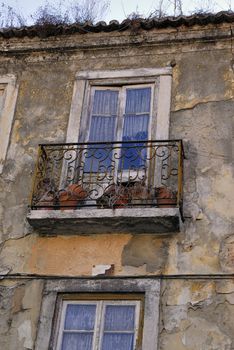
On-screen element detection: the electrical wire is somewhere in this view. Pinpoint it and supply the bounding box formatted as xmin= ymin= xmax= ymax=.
xmin=0 ymin=273 xmax=233 ymax=280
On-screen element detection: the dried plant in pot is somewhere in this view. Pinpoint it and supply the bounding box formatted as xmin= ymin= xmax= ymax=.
xmin=97 ymin=184 xmax=130 ymax=208
xmin=155 ymin=186 xmax=177 ymax=208
xmin=36 ymin=178 xmax=57 ymax=209
xmin=59 ymin=184 xmax=87 ymax=210
xmin=98 ymin=181 xmax=151 ymax=208
xmin=37 ymin=191 xmax=56 ymax=210
xmin=114 ymin=189 xmax=129 ymax=208
xmin=128 ymin=182 xmax=150 ymax=205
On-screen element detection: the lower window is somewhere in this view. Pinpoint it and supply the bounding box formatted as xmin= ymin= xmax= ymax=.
xmin=55 ymin=295 xmax=144 ymax=350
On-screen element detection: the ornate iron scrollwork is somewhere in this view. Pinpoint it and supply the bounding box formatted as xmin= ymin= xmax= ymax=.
xmin=31 ymin=140 xmax=184 ymax=210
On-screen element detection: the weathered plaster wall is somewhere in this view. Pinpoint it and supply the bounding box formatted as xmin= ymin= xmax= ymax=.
xmin=160 ymin=279 xmax=234 ymax=350
xmin=0 ymin=22 xmax=233 ymax=349
xmin=0 ymin=278 xmax=43 ymax=350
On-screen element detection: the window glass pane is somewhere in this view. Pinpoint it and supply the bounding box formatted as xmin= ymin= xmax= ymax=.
xmin=92 ymin=90 xmax=118 ymax=115
xmin=125 ymin=88 xmax=151 ymax=114
xmin=85 ymin=115 xmax=115 ymax=172
xmin=104 ymin=305 xmax=135 ymax=331
xmin=121 ymin=88 xmax=151 ymax=171
xmin=122 ymin=115 xmax=149 ymax=141
xmin=62 ymin=333 xmax=93 ymax=350
xmin=83 ymin=143 xmax=114 ymax=173
xmin=121 ymin=115 xmax=149 ymax=170
xmin=64 ymin=304 xmax=96 ymax=330
xmin=101 ymin=333 xmax=134 ymax=350
xmin=86 ymin=89 xmax=118 ymax=172
xmin=89 ymin=116 xmax=116 ymax=142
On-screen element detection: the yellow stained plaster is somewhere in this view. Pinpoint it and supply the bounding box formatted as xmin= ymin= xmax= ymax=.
xmin=1 ymin=235 xmax=37 ymax=274
xmin=162 ymin=332 xmax=188 ymax=350
xmin=206 ymin=166 xmax=234 ymax=218
xmin=166 ymin=280 xmax=215 ymax=306
xmin=27 ymin=234 xmax=132 ymax=276
xmin=190 ymin=246 xmax=220 ymax=273
xmin=223 ymin=70 xmax=234 ymax=99
xmin=174 ymin=94 xmax=230 ymax=112
xmin=11 ymin=119 xmax=21 ymax=143
xmin=164 ymin=238 xmax=179 ymax=275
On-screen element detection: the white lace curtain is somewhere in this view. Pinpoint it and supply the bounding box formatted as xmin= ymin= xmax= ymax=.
xmin=89 ymin=87 xmax=151 ymax=142
xmin=61 ymin=304 xmax=136 ymax=350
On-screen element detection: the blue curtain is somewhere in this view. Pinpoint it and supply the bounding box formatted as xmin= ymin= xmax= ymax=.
xmin=101 ymin=305 xmax=136 ymax=350
xmin=61 ymin=303 xmax=137 ymax=350
xmin=92 ymin=90 xmax=118 ymax=116
xmin=125 ymin=87 xmax=151 ymax=114
xmin=62 ymin=333 xmax=93 ymax=350
xmin=85 ymin=87 xmax=151 ymax=173
xmin=121 ymin=87 xmax=151 ymax=170
xmin=85 ymin=90 xmax=118 ymax=173
xmin=89 ymin=116 xmax=116 ymax=142
xmin=102 ymin=334 xmax=134 ymax=350
xmin=104 ymin=305 xmax=135 ymax=330
xmin=61 ymin=304 xmax=96 ymax=350
xmin=64 ymin=304 xmax=96 ymax=330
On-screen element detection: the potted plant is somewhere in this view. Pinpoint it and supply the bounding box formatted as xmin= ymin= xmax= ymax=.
xmin=59 ymin=184 xmax=87 ymax=209
xmin=36 ymin=178 xmax=57 ymax=209
xmin=37 ymin=191 xmax=56 ymax=210
xmin=114 ymin=188 xmax=129 ymax=208
xmin=97 ymin=184 xmax=130 ymax=208
xmin=156 ymin=186 xmax=177 ymax=208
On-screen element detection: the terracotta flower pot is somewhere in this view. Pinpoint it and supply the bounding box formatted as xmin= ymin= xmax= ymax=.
xmin=156 ymin=187 xmax=177 ymax=208
xmin=99 ymin=184 xmax=130 ymax=208
xmin=59 ymin=184 xmax=87 ymax=210
xmin=37 ymin=193 xmax=55 ymax=210
xmin=129 ymin=183 xmax=149 ymax=204
xmin=113 ymin=185 xmax=130 ymax=208
xmin=66 ymin=184 xmax=87 ymax=200
xmin=114 ymin=195 xmax=129 ymax=208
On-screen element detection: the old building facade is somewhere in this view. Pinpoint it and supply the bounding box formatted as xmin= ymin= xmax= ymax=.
xmin=0 ymin=12 xmax=233 ymax=350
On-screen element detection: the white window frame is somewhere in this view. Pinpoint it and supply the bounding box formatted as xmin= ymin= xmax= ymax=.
xmin=85 ymin=83 xmax=154 ymax=143
xmin=35 ymin=278 xmax=161 ymax=350
xmin=0 ymin=74 xmax=19 ymax=174
xmin=61 ymin=68 xmax=172 ymax=192
xmin=56 ymin=299 xmax=141 ymax=350
xmin=79 ymin=83 xmax=155 ymax=186
xmin=66 ymin=68 xmax=172 ymax=144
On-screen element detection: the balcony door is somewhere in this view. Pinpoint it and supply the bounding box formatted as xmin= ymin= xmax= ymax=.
xmin=58 ymin=69 xmax=172 ymax=207
xmin=83 ymin=85 xmax=154 ymax=183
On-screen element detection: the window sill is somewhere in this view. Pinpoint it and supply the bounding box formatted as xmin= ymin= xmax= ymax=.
xmin=27 ymin=207 xmax=182 ymax=234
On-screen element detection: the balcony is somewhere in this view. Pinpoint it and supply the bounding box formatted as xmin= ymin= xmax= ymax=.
xmin=27 ymin=140 xmax=184 ymax=234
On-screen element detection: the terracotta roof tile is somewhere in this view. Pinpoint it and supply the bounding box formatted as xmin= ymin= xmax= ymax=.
xmin=0 ymin=11 xmax=233 ymax=39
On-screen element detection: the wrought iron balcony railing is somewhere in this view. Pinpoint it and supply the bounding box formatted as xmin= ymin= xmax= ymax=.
xmin=30 ymin=140 xmax=184 ymax=211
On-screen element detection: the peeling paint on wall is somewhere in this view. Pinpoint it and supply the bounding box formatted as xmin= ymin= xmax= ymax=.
xmin=0 ymin=20 xmax=233 ymax=350
xmin=18 ymin=320 xmax=33 ymax=349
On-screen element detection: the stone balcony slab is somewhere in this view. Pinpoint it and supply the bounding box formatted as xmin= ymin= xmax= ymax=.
xmin=27 ymin=207 xmax=182 ymax=235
